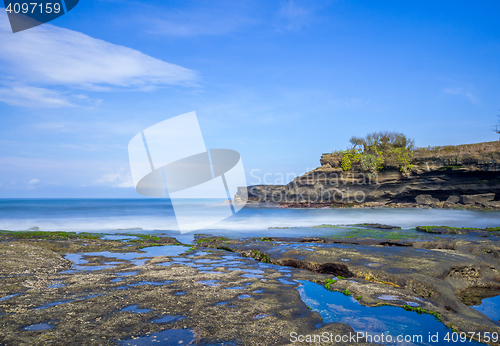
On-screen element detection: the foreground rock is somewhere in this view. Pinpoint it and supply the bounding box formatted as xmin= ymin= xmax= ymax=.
xmin=196 ymin=233 xmax=500 ymax=344
xmin=0 ymin=233 xmax=375 ymax=346
xmin=2 ymin=228 xmax=500 ymax=345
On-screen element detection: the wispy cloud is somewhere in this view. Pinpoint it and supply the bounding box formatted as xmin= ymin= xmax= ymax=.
xmin=139 ymin=2 xmax=257 ymax=37
xmin=95 ymin=168 xmax=134 ymax=188
xmin=0 ymin=14 xmax=198 ymax=107
xmin=277 ymin=0 xmax=313 ymax=31
xmin=0 ymin=85 xmax=73 ymax=108
xmin=443 ymin=88 xmax=478 ymax=104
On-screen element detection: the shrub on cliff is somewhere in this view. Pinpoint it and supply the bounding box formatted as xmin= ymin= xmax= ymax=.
xmin=328 ymin=132 xmax=415 ymax=174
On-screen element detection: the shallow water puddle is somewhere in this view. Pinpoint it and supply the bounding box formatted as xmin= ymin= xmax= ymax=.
xmin=195 ymin=259 xmax=220 ymax=263
xmin=117 ymin=329 xmax=195 ymax=345
xmin=200 ymin=271 xmax=226 ymax=274
xmin=34 ymin=299 xmax=74 ymax=310
xmin=0 ymin=293 xmax=21 ymax=301
xmin=33 ymin=293 xmax=103 ymax=310
xmin=197 ymin=280 xmax=220 ymax=287
xmin=151 ymin=315 xmax=184 ymax=323
xmin=128 ymin=280 xmax=173 ymax=287
xmin=121 ymin=305 xmax=151 ymax=313
xmin=102 ymin=235 xmax=139 ymax=241
xmin=472 ymin=295 xmax=500 ymax=324
xmin=117 ymin=271 xmax=138 ymax=276
xmin=277 ymin=278 xmax=297 ymax=285
xmin=377 ymin=295 xmax=420 ymax=307
xmin=63 ymin=246 xmax=187 ymax=270
xmin=21 ymin=323 xmax=54 ymax=331
xmin=242 ymin=273 xmax=263 ymax=278
xmin=296 ymin=280 xmax=482 ymax=345
xmin=47 ymin=281 xmax=66 ymax=288
xmin=227 ymin=268 xmax=264 ymax=274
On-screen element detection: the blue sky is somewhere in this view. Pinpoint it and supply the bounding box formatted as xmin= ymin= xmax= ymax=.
xmin=0 ymin=0 xmax=499 ymax=198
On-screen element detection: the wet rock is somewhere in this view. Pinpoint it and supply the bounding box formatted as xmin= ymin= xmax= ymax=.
xmin=276 ymin=258 xmax=353 ymax=277
xmin=2 ymin=231 xmax=500 ymax=345
xmin=446 ymin=195 xmax=460 ymax=203
xmin=354 ymin=223 xmax=402 ymax=230
xmin=0 ymin=243 xmax=71 ymax=275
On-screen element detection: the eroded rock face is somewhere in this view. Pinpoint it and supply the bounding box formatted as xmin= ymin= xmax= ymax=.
xmin=237 ymin=141 xmax=500 ymax=209
xmin=460 ymin=193 xmax=495 ymax=205
xmin=415 ymin=194 xmax=439 ymax=205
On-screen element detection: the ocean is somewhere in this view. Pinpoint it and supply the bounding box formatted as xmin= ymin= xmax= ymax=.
xmin=0 ymin=198 xmax=499 ymax=238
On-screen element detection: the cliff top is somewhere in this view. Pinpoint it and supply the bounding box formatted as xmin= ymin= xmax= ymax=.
xmin=413 ymin=140 xmax=500 ymax=159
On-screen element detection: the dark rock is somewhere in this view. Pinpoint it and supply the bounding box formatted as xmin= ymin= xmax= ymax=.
xmin=484 ymin=201 xmax=500 ymax=208
xmin=460 ymin=193 xmax=495 ymax=205
xmin=416 ymin=194 xmax=439 ymax=205
xmin=236 ymin=141 xmax=500 ymax=209
xmin=446 ymin=195 xmax=460 ymax=203
xmin=443 ymin=202 xmax=457 ymax=209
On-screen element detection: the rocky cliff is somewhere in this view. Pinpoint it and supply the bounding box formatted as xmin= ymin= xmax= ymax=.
xmin=237 ymin=140 xmax=500 ymax=210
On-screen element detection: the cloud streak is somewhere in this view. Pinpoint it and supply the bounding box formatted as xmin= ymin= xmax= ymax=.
xmin=0 ymin=14 xmax=198 ymax=107
xmin=277 ymin=0 xmax=312 ymax=31
xmin=138 ymin=2 xmax=258 ymax=37
xmin=443 ymin=88 xmax=478 ymax=104
xmin=0 ymin=85 xmax=73 ymax=108
xmin=95 ymin=168 xmax=134 ymax=188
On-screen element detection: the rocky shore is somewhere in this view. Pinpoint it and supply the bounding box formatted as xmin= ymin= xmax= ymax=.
xmin=238 ymin=141 xmax=500 ymax=210
xmin=1 ymin=227 xmax=500 ymax=345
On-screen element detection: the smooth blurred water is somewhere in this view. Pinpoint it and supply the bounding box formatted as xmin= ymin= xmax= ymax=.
xmin=0 ymin=199 xmax=499 ymax=237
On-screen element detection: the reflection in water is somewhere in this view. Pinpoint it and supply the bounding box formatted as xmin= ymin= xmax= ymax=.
xmin=472 ymin=295 xmax=500 ymax=323
xmin=117 ymin=329 xmax=195 ymax=345
xmin=21 ymin=323 xmax=54 ymax=331
xmin=121 ymin=305 xmax=151 ymax=314
xmin=296 ymin=280 xmax=482 ymax=346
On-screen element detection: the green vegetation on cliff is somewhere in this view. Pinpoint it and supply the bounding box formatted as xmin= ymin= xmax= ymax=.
xmin=324 ymin=131 xmax=416 ymax=174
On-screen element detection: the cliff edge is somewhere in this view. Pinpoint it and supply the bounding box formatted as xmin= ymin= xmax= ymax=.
xmin=237 ymin=140 xmax=500 ymax=210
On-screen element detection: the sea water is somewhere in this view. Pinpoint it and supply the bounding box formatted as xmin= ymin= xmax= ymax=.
xmin=0 ymin=198 xmax=499 ymax=237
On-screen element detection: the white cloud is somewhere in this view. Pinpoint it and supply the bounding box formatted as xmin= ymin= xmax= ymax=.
xmin=0 ymin=14 xmax=198 ymax=107
xmin=28 ymin=178 xmax=39 ymax=185
xmin=443 ymin=88 xmax=478 ymax=104
xmin=0 ymin=85 xmax=73 ymax=108
xmin=96 ymin=168 xmax=134 ymax=188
